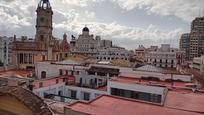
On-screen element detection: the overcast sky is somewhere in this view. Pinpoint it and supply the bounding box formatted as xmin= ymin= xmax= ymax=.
xmin=0 ymin=0 xmax=204 ymax=49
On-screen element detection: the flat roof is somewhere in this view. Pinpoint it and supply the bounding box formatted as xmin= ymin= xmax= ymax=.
xmin=110 ymin=76 xmax=190 ymax=88
xmin=54 ymin=59 xmax=81 ymax=65
xmin=135 ymin=65 xmax=164 ymax=73
xmin=165 ymin=91 xmax=204 ymax=113
xmin=67 ymin=95 xmax=204 ymax=115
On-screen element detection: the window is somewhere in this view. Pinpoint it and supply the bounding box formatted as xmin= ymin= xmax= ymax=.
xmin=39 ymin=82 xmax=43 ymax=88
xmin=56 ymin=79 xmax=59 ymax=84
xmin=84 ymin=92 xmax=90 ymax=101
xmin=42 ymin=55 xmax=45 ymax=61
xmin=111 ymin=88 xmax=161 ymax=103
xmin=171 ymin=60 xmax=174 ymax=64
xmin=59 ymin=69 xmax=63 ymax=75
xmin=94 ymin=78 xmax=97 ymax=84
xmin=63 ymin=78 xmax=66 ymax=82
xmin=40 ymin=35 xmax=44 ymax=41
xmin=98 ymin=79 xmax=102 ymax=86
xmin=75 ymin=71 xmax=79 ymax=75
xmin=71 ymin=70 xmax=74 ymax=75
xmin=70 ymin=90 xmax=77 ymax=99
xmin=41 ymin=71 xmax=46 ymax=79
xmin=79 ymin=78 xmax=82 ymax=86
xmin=29 ymin=54 xmax=33 ymax=64
xmin=95 ymin=93 xmax=101 ymax=98
xmin=24 ymin=54 xmax=28 ymax=64
xmin=171 ymin=65 xmax=174 ymax=68
xmin=66 ymin=70 xmax=68 ymax=75
xmin=58 ymin=91 xmax=63 ymax=96
xmin=19 ymin=53 xmax=23 ymax=64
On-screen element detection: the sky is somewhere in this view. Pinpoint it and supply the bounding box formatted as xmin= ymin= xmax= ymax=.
xmin=0 ymin=0 xmax=204 ymax=50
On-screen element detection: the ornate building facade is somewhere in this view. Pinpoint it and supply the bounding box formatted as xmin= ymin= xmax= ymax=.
xmin=70 ymin=27 xmax=112 ymax=56
xmin=12 ymin=0 xmax=69 ymax=70
xmin=145 ymin=44 xmax=185 ymax=68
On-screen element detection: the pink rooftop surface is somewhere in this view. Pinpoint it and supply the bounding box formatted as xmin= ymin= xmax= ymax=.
xmin=67 ymin=94 xmax=204 ymax=115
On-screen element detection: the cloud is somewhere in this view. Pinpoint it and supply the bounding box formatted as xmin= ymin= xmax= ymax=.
xmin=58 ymin=0 xmax=103 ymax=7
xmin=0 ymin=0 xmax=186 ymax=49
xmin=53 ymin=10 xmax=183 ymax=49
xmin=115 ymin=0 xmax=204 ymax=22
xmin=0 ymin=0 xmax=36 ymax=32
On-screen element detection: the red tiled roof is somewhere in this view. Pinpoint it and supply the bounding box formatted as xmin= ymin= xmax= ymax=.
xmin=0 ymin=69 xmax=32 ymax=77
xmin=0 ymin=86 xmax=52 ymax=114
xmin=67 ymin=95 xmax=204 ymax=115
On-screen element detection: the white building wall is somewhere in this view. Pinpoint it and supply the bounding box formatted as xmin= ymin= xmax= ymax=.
xmin=75 ymin=74 xmax=107 ymax=87
xmin=193 ymin=56 xmax=204 ymax=75
xmin=36 ymin=62 xmax=192 ymax=82
xmin=36 ymin=62 xmax=86 ymax=79
xmin=107 ymin=80 xmax=167 ymax=104
xmin=96 ymin=47 xmax=130 ymax=61
xmin=120 ymin=68 xmax=192 ymax=82
xmin=108 ymin=81 xmax=166 ymax=95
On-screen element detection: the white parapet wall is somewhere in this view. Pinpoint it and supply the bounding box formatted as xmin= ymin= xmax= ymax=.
xmin=120 ymin=69 xmax=192 ymax=82
xmin=33 ymin=83 xmax=65 ymax=97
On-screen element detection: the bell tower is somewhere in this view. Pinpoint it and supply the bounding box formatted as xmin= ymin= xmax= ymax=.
xmin=35 ymin=0 xmax=53 ymax=50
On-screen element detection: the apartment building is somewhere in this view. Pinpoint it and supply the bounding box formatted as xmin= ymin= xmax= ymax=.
xmin=145 ymin=44 xmax=185 ymax=68
xmin=180 ymin=17 xmax=204 ymax=60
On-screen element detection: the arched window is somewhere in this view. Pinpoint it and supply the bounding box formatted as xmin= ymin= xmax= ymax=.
xmin=41 ymin=71 xmax=46 ymax=79
xmin=58 ymin=90 xmax=63 ymax=96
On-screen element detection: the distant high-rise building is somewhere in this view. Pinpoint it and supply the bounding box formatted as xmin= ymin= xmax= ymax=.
xmin=0 ymin=36 xmax=13 ymax=66
xmin=180 ymin=33 xmax=190 ymax=60
xmin=180 ymin=17 xmax=204 ymax=60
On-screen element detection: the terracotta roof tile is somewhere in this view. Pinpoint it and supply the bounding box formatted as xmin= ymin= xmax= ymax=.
xmin=0 ymin=86 xmax=53 ymax=115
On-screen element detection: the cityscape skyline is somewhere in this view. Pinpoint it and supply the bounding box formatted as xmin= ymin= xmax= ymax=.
xmin=0 ymin=0 xmax=204 ymax=49
xmin=0 ymin=0 xmax=204 ymax=114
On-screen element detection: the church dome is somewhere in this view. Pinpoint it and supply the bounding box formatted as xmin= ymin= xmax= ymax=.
xmin=82 ymin=26 xmax=89 ymax=32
